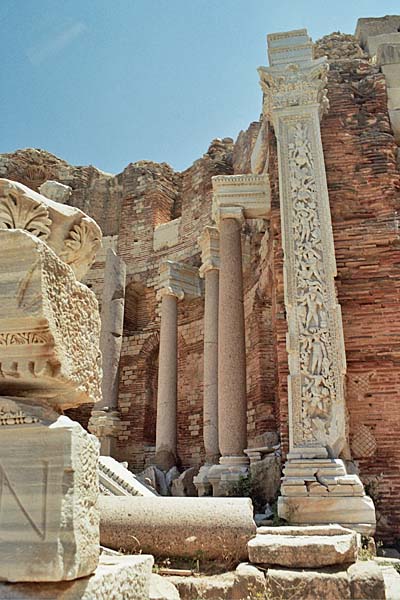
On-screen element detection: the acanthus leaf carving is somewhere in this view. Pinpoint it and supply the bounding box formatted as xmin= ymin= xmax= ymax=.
xmin=0 ymin=192 xmax=52 ymax=239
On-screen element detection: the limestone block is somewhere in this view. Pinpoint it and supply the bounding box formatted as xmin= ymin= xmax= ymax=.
xmin=347 ymin=561 xmax=386 ymax=599
xmin=278 ymin=495 xmax=376 ymax=535
xmin=248 ymin=525 xmax=357 ymax=568
xmin=98 ymin=456 xmax=158 ymax=497
xmin=249 ymin=454 xmax=281 ymax=505
xmin=267 ymin=29 xmax=314 ymax=66
xmin=251 ymin=118 xmax=269 ymax=174
xmin=0 ymin=230 xmax=101 ymax=408
xmin=171 ymin=466 xmax=199 ymax=497
xmin=0 ymin=554 xmax=154 ymax=599
xmin=99 ymin=496 xmax=256 ymax=561
xmin=377 ymin=43 xmax=400 ymax=66
xmin=265 ymin=566 xmax=351 ymax=600
xmin=387 ymin=87 xmax=400 ymax=110
xmin=167 ymin=572 xmax=237 ymax=599
xmin=0 ymin=409 xmax=99 ymax=582
xmin=356 ymin=16 xmax=400 ymax=49
xmin=153 ymin=218 xmax=181 ymax=251
xmin=233 ymin=563 xmax=266 ymax=599
xmin=382 ymin=64 xmax=400 ymax=87
xmin=39 ymin=180 xmax=72 ymax=204
xmin=149 ymin=574 xmax=180 ymax=600
xmin=389 ymin=109 xmax=400 ymax=143
xmin=367 ymin=33 xmax=400 ymax=57
xmin=140 ymin=465 xmax=169 ymax=495
xmin=0 ymin=178 xmax=101 ymax=280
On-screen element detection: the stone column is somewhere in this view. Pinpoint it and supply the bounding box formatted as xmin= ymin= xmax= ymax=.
xmin=194 ymin=227 xmax=220 ymax=496
xmin=155 ymin=261 xmax=202 ymax=471
xmin=208 ymin=174 xmax=270 ymax=495
xmin=259 ymin=29 xmax=375 ymax=532
xmin=89 ymin=248 xmax=126 ymax=456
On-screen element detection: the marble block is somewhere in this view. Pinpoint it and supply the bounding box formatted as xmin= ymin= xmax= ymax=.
xmin=0 ymin=178 xmax=101 ymax=281
xmin=0 ymin=229 xmax=102 ymax=409
xmin=0 ymin=404 xmax=100 ymax=582
xmin=0 ymin=554 xmax=154 ymax=599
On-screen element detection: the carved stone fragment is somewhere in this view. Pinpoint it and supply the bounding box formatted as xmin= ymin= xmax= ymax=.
xmin=0 ymin=229 xmax=102 ymax=408
xmin=0 ymin=178 xmax=101 ymax=280
xmin=0 ymin=400 xmax=99 ymax=582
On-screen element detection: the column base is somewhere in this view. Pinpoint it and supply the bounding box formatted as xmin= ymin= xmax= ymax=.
xmin=154 ymin=448 xmax=177 ymax=472
xmin=278 ymin=457 xmax=376 ymax=535
xmin=208 ymin=456 xmax=249 ymax=497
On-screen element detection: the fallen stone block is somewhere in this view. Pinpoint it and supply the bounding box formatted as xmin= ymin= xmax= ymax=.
xmin=98 ymin=456 xmax=158 ymax=496
xmin=0 ymin=409 xmax=99 ymax=582
xmin=99 ymin=496 xmax=256 ymax=562
xmin=171 ymin=466 xmax=199 ymax=497
xmin=0 ymin=554 xmax=153 ymax=599
xmin=0 ymin=229 xmax=102 ymax=409
xmin=248 ymin=524 xmax=357 ymax=568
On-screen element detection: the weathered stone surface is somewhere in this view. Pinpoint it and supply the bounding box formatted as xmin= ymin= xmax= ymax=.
xmin=0 ymin=554 xmax=153 ymax=599
xmin=0 ymin=230 xmax=102 ymax=408
xmin=347 ymin=560 xmax=386 ymax=599
xmin=153 ymin=218 xmax=181 ymax=251
xmin=0 ymin=178 xmax=101 ymax=280
xmin=149 ymin=574 xmax=180 ymax=600
xmin=248 ymin=525 xmax=357 ymax=568
xmin=98 ymin=456 xmax=158 ymax=497
xmin=171 ymin=466 xmax=199 ymax=496
xmin=99 ymin=496 xmax=256 ymax=561
xmin=278 ymin=495 xmax=376 ymax=535
xmin=39 ymin=180 xmax=72 ymax=204
xmin=233 ymin=562 xmax=266 ymax=598
xmin=140 ymin=465 xmax=169 ymax=496
xmin=0 ymin=411 xmax=99 ymax=582
xmin=167 ymin=572 xmax=236 ymax=600
xmin=379 ymin=562 xmax=400 ymax=600
xmin=377 ymin=43 xmax=400 ymax=65
xmin=266 ymin=566 xmax=351 ymax=599
xmin=249 ymin=453 xmax=281 ymax=504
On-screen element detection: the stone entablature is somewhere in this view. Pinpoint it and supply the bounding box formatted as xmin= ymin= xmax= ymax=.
xmin=156 ymin=260 xmax=202 ymax=301
xmin=198 ymin=226 xmax=220 ymax=276
xmin=0 ymin=178 xmax=101 ymax=281
xmin=212 ymin=173 xmax=271 ymax=223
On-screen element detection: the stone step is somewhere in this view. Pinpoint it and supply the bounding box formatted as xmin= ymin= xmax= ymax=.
xmin=265 ymin=561 xmax=385 ymax=600
xmin=0 ymin=554 xmax=154 ymax=599
xmin=248 ymin=525 xmax=358 ymax=568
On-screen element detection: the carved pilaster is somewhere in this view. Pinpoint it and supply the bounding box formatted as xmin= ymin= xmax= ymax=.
xmin=259 ymin=29 xmax=375 ymax=532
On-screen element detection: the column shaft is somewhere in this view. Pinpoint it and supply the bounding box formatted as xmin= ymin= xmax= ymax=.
xmin=203 ymin=268 xmax=219 ymax=463
xmin=218 ymin=217 xmax=247 ymax=459
xmin=155 ymin=293 xmax=178 ymax=470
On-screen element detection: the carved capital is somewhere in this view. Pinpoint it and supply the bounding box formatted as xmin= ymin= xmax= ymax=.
xmin=212 ymin=174 xmax=270 ymax=225
xmin=258 ymin=29 xmax=329 ymax=125
xmin=156 ymin=260 xmax=202 ymax=302
xmin=88 ymin=410 xmax=122 ymax=439
xmin=198 ymin=226 xmax=220 ymax=277
xmin=0 ymin=179 xmax=102 ymax=281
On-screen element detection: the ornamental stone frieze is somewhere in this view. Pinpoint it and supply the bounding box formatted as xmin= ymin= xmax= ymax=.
xmin=0 ymin=178 xmax=101 ymax=281
xmin=259 ymin=29 xmax=375 ymax=531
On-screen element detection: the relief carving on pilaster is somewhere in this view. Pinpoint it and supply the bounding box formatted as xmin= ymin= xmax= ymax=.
xmin=284 ymin=118 xmax=346 ymax=450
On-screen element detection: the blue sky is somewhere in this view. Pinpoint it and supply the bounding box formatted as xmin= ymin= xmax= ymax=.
xmin=1 ymin=0 xmax=399 ymax=173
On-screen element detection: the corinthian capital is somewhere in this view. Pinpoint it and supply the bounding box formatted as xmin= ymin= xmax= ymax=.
xmin=258 ymin=29 xmax=329 ymax=123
